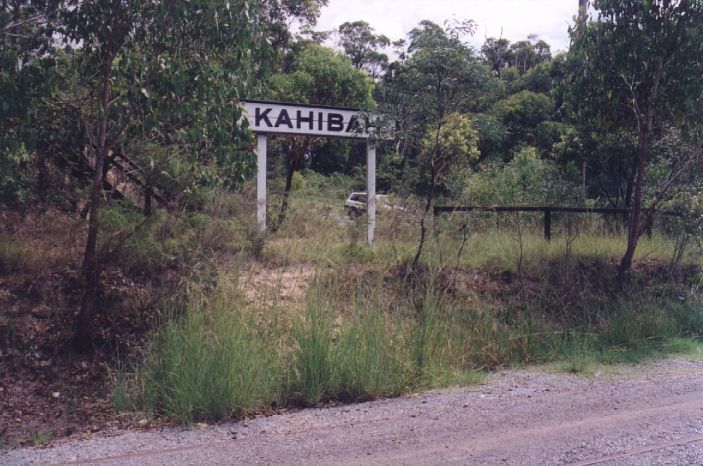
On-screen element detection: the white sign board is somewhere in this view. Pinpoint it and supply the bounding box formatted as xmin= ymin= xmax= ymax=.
xmin=242 ymin=100 xmax=369 ymax=139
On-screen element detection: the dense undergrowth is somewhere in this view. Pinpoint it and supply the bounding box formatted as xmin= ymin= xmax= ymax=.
xmin=2 ymin=181 xmax=702 ymax=431
xmin=93 ymin=181 xmax=703 ymax=423
xmin=115 ymin=254 xmax=703 ymax=424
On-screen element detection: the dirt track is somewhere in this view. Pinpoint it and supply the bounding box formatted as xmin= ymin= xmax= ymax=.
xmin=4 ymin=356 xmax=703 ymax=465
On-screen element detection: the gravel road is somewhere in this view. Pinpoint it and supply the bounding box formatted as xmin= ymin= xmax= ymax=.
xmin=4 ymin=356 xmax=703 ymax=465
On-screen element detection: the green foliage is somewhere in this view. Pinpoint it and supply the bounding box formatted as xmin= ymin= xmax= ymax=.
xmin=98 ymin=203 xmax=236 ymax=277
xmin=566 ymin=0 xmax=703 ymax=271
xmin=290 ymin=171 xmax=306 ymax=192
xmin=492 ymin=90 xmax=553 ymax=154
xmin=421 ymin=113 xmax=479 ymax=165
xmin=480 ymin=36 xmax=551 ymax=78
xmin=0 ymin=237 xmax=40 ymax=275
xmin=298 ymin=170 xmax=360 ymax=200
xmin=268 ymin=44 xmax=374 ymax=108
xmin=567 ymin=0 xmax=703 ymax=134
xmin=535 ymin=120 xmax=571 ymax=155
xmin=465 ymin=147 xmax=579 ymax=204
xmin=121 ymin=259 xmax=703 ymax=423
xmin=1 ymin=1 xmax=58 ymax=203
xmin=337 ymin=20 xmax=390 ymax=77
xmin=332 ymin=305 xmax=409 ymax=399
xmin=520 ymin=61 xmax=553 ymax=94
xmin=381 ymin=19 xmax=494 ymax=193
xmin=47 ymin=0 xmax=268 ymax=200
xmin=0 ymin=145 xmax=32 ymax=204
xmin=472 ymin=113 xmax=506 ymax=161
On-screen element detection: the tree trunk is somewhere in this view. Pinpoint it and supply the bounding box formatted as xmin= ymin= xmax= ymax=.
xmin=73 ymin=56 xmax=112 ymax=353
xmin=144 ymin=184 xmax=152 ymax=216
xmin=272 ymin=138 xmax=310 ymax=232
xmin=412 ymin=190 xmax=433 ymax=270
xmin=618 ymin=127 xmax=649 ymax=279
xmin=273 ymin=161 xmax=296 ymax=232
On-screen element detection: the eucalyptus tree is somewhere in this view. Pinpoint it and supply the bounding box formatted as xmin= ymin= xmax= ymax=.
xmin=381 ymin=19 xmax=491 ymax=267
xmin=261 ymin=0 xmax=328 ymax=52
xmin=567 ymin=0 xmax=703 ymax=277
xmin=56 ymin=0 xmax=269 ymax=351
xmin=412 ymin=112 xmax=479 ymax=267
xmin=492 ymin=90 xmax=554 ymax=155
xmin=385 ymin=20 xmax=490 ymax=164
xmin=337 ymin=20 xmax=391 ymax=78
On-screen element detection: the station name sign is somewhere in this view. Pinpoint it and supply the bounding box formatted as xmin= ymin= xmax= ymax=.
xmin=242 ymin=100 xmax=370 ymax=139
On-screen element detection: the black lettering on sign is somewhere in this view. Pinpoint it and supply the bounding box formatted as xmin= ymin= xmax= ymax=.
xmin=255 ymin=108 xmax=273 ymax=127
xmin=297 ymin=110 xmax=314 ymax=130
xmin=318 ymin=112 xmax=324 ymax=131
xmin=345 ymin=115 xmax=361 ymax=134
xmin=275 ymin=109 xmax=293 ymax=128
xmin=327 ymin=113 xmax=344 ymax=132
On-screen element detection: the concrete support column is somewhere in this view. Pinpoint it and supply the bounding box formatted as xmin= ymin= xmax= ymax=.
xmin=256 ymin=134 xmax=267 ymax=233
xmin=367 ymin=140 xmax=376 ymax=246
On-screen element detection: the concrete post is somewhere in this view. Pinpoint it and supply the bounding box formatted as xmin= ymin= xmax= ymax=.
xmin=256 ymin=134 xmax=267 ymax=233
xmin=367 ymin=140 xmax=376 ymax=246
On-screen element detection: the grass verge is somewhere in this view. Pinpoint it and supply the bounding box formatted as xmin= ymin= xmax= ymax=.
xmin=116 ymin=257 xmax=703 ymax=423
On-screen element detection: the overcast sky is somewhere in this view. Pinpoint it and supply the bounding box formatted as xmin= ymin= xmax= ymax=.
xmin=315 ymin=0 xmax=579 ymax=53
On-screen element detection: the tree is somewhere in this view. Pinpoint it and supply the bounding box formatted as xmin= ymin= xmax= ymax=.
xmin=481 ymin=37 xmax=511 ymax=78
xmin=412 ymin=113 xmax=479 ymax=267
xmin=261 ymin=0 xmax=329 ymax=52
xmin=492 ymin=90 xmax=553 ymax=155
xmin=266 ymin=43 xmax=374 ymax=229
xmin=337 ymin=20 xmax=390 ymax=78
xmin=378 ymin=19 xmax=489 ymax=267
xmin=1 ymin=1 xmax=58 ymax=202
xmin=56 ymin=0 xmax=267 ymax=351
xmin=481 ymin=36 xmax=551 ymax=78
xmin=567 ymin=0 xmax=703 ymax=278
xmin=384 ymin=20 xmax=490 ymax=164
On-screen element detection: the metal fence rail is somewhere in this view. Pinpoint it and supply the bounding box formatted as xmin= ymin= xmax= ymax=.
xmin=432 ymin=205 xmax=684 ymax=241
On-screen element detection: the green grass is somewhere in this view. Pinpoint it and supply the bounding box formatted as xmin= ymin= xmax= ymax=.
xmin=118 ymin=260 xmax=703 ymax=423
xmin=0 ymin=237 xmax=42 ymax=274
xmin=259 ymin=195 xmax=697 ymax=272
xmin=30 ymin=427 xmax=52 ymax=446
xmin=116 ymin=281 xmax=284 ymax=423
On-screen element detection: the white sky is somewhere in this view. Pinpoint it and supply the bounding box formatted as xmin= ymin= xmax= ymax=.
xmin=315 ymin=0 xmax=579 ymax=54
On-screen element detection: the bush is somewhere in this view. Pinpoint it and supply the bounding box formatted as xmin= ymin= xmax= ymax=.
xmin=464 ymin=147 xmax=580 ymax=205
xmin=98 ymin=203 xmax=236 ymax=277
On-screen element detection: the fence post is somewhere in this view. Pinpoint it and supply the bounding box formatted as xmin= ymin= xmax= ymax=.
xmin=544 ymin=208 xmax=552 ymax=241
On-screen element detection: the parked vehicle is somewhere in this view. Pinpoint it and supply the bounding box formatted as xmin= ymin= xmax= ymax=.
xmin=344 ymin=192 xmax=367 ymax=217
xmin=344 ymin=192 xmax=394 ymax=217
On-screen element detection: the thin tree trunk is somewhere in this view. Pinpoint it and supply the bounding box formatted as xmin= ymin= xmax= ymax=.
xmin=273 ymin=138 xmax=311 ymax=232
xmin=273 ymin=161 xmax=296 ymax=232
xmin=412 ymin=184 xmax=434 ymax=270
xmin=144 ymin=185 xmax=152 ymax=216
xmin=73 ymin=55 xmax=112 ymax=352
xmin=618 ymin=127 xmax=649 ymax=279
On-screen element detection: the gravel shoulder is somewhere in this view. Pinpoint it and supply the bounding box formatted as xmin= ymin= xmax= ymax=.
xmin=4 ymin=356 xmax=703 ymax=465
